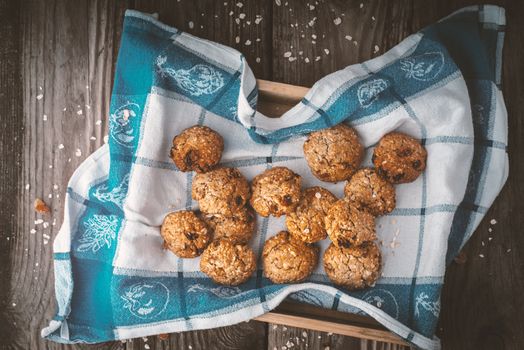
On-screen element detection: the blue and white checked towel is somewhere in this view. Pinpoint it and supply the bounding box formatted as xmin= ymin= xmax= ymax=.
xmin=43 ymin=6 xmax=508 ymax=349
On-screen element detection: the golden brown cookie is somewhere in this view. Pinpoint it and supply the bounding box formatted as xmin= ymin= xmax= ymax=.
xmin=200 ymin=206 xmax=256 ymax=244
xmin=262 ymin=231 xmax=319 ymax=284
xmin=372 ymin=132 xmax=427 ymax=184
xmin=323 ymin=242 xmax=381 ymax=289
xmin=192 ymin=167 xmax=251 ymax=215
xmin=200 ymin=239 xmax=257 ymax=286
xmin=160 ymin=211 xmax=211 ymax=258
xmin=303 ymin=124 xmax=364 ymax=183
xmin=344 ymin=168 xmax=396 ymax=216
xmin=170 ymin=125 xmax=224 ymax=173
xmin=325 ymin=199 xmax=376 ymax=248
xmin=286 ymin=187 xmax=338 ymax=243
xmin=250 ymin=167 xmax=302 ymax=217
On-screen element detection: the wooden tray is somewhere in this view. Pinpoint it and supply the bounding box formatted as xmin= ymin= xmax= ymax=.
xmin=252 ymin=79 xmax=409 ymax=346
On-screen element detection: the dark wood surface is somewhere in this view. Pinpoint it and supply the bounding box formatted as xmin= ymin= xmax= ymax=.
xmin=1 ymin=0 xmax=523 ymax=349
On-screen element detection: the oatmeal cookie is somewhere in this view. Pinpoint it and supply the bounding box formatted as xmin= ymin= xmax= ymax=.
xmin=344 ymin=168 xmax=396 ymax=216
xmin=325 ymin=199 xmax=376 ymax=248
xmin=192 ymin=167 xmax=251 ymax=215
xmin=286 ymin=187 xmax=338 ymax=243
xmin=200 ymin=239 xmax=256 ymax=286
xmin=262 ymin=231 xmax=319 ymax=283
xmin=161 ymin=210 xmax=211 ymax=258
xmin=250 ymin=167 xmax=302 ymax=217
xmin=170 ymin=125 xmax=224 ymax=173
xmin=303 ymin=124 xmax=364 ymax=182
xmin=201 ymin=206 xmax=256 ymax=244
xmin=323 ymin=242 xmax=382 ymax=289
xmin=372 ymin=132 xmax=427 ymax=184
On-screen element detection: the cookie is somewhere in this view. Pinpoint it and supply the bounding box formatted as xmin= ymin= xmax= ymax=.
xmin=286 ymin=187 xmax=338 ymax=243
xmin=160 ymin=211 xmax=211 ymax=258
xmin=200 ymin=239 xmax=256 ymax=286
xmin=170 ymin=125 xmax=224 ymax=173
xmin=323 ymin=242 xmax=381 ymax=289
xmin=201 ymin=206 xmax=256 ymax=244
xmin=344 ymin=168 xmax=396 ymax=216
xmin=262 ymin=231 xmax=319 ymax=284
xmin=250 ymin=167 xmax=302 ymax=217
xmin=303 ymin=124 xmax=364 ymax=183
xmin=192 ymin=167 xmax=251 ymax=215
xmin=372 ymin=132 xmax=427 ymax=184
xmin=325 ymin=199 xmax=376 ymax=248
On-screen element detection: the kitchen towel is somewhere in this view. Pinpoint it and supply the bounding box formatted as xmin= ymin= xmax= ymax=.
xmin=42 ymin=6 xmax=508 ymax=349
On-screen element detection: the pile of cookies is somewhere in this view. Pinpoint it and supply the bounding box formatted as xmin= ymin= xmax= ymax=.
xmin=161 ymin=123 xmax=427 ymax=290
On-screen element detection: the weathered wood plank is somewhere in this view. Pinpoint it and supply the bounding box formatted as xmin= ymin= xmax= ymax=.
xmin=124 ymin=321 xmax=267 ymax=350
xmin=271 ymin=0 xmax=414 ymax=87
xmin=0 ymin=0 xmax=24 ymax=343
xmin=7 ymin=0 xmax=128 ymax=349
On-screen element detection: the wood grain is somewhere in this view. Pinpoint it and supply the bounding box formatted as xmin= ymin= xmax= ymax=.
xmin=0 ymin=0 xmax=24 ymax=343
xmin=8 ymin=0 xmax=128 ymax=349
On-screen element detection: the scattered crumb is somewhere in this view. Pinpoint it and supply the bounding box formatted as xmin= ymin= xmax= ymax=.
xmin=256 ymin=57 xmax=261 ymax=63
xmin=333 ymin=17 xmax=342 ymax=25
xmin=315 ymin=56 xmax=321 ymax=61
xmin=302 ymin=331 xmax=307 ymax=338
xmin=479 ymin=254 xmax=485 ymax=258
xmin=12 ymin=303 xmax=16 ymax=307
xmin=36 ymin=94 xmax=43 ymax=100
xmin=288 ymin=57 xmax=297 ymax=62
xmin=308 ymin=17 xmax=317 ymax=27
xmin=373 ymin=45 xmax=380 ymax=53
xmin=95 ymin=120 xmax=102 ymax=126
xmin=490 ymin=219 xmax=497 ymax=225
xmin=77 ymin=110 xmax=83 ymax=115
xmin=75 ymin=149 xmax=82 ymax=157
xmin=104 ymin=135 xmax=109 ymax=143
xmin=324 ymin=48 xmax=330 ymax=55
xmin=144 ymin=344 xmax=150 ymax=350
xmin=283 ymin=326 xmax=287 ymax=331
xmin=43 ymin=114 xmax=47 ymax=121
xmin=255 ymin=16 xmax=263 ymax=24
xmin=488 ymin=237 xmax=493 ymax=241
xmin=43 ymin=222 xmax=49 ymax=229
xmin=488 ymin=227 xmax=493 ymax=233
xmin=245 ymin=39 xmax=251 ymax=45
xmin=283 ymin=51 xmax=292 ymax=58
xmin=327 ymin=332 xmax=333 ymax=336
xmin=239 ymin=13 xmax=246 ymax=19
xmin=25 ymin=184 xmax=30 ymax=190
xmin=35 ymin=219 xmax=44 ymax=225
xmin=507 ymin=248 xmax=511 ymax=253
xmin=34 ymin=198 xmax=50 ymax=213
xmin=48 ymin=193 xmax=52 ymax=199
xmin=49 ymin=164 xmax=53 ymax=169
xmin=345 ymin=35 xmax=352 ymax=41
xmin=158 ymin=333 xmax=169 ymax=341
xmin=235 ymin=36 xmax=240 ymax=44
xmin=30 ymin=229 xmax=36 ymax=234
xmin=90 ymin=136 xmax=96 ymax=141
xmin=273 ymin=324 xmax=278 ymax=330
xmin=236 ymin=2 xmax=243 ymax=7
xmin=304 ymin=57 xmax=310 ymax=63
xmin=188 ymin=21 xmax=194 ymax=29
xmin=359 ymin=3 xmax=364 ymax=8
xmin=372 ymin=16 xmax=376 ymax=21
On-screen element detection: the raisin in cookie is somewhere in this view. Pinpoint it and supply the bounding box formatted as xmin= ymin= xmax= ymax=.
xmin=262 ymin=231 xmax=318 ymax=284
xmin=325 ymin=199 xmax=376 ymax=248
xmin=372 ymin=132 xmax=427 ymax=184
xmin=161 ymin=210 xmax=211 ymax=258
xmin=200 ymin=239 xmax=256 ymax=286
xmin=323 ymin=242 xmax=381 ymax=289
xmin=344 ymin=168 xmax=396 ymax=216
xmin=192 ymin=167 xmax=250 ymax=215
xmin=250 ymin=167 xmax=302 ymax=217
xmin=303 ymin=124 xmax=364 ymax=183
xmin=170 ymin=125 xmax=224 ymax=173
xmin=201 ymin=206 xmax=256 ymax=244
xmin=286 ymin=187 xmax=338 ymax=243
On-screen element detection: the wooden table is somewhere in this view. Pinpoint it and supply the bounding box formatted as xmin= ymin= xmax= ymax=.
xmin=1 ymin=0 xmax=523 ymax=349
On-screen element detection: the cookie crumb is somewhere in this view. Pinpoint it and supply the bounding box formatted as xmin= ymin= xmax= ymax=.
xmin=34 ymin=198 xmax=50 ymax=213
xmin=490 ymin=219 xmax=497 ymax=225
